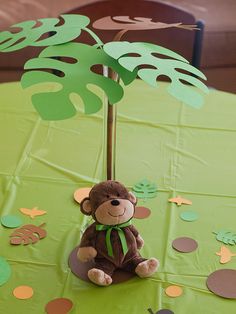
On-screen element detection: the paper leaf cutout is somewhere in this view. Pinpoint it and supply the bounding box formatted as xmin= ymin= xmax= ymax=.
xmin=93 ymin=16 xmax=198 ymax=31
xmin=168 ymin=195 xmax=192 ymax=206
xmin=0 ymin=15 xmax=90 ymax=52
xmin=132 ymin=179 xmax=157 ymax=200
xmin=10 ymin=223 xmax=47 ymax=245
xmin=104 ymin=41 xmax=208 ymax=108
xmin=21 ymin=42 xmax=136 ymax=120
xmin=216 ymin=246 xmax=236 ymax=264
xmin=19 ymin=207 xmax=47 ymax=219
xmin=213 ymin=230 xmax=236 ymax=245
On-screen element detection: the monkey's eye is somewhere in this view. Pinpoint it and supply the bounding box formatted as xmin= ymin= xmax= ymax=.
xmin=106 ymin=195 xmax=110 ymax=198
xmin=117 ymin=193 xmax=120 ymax=197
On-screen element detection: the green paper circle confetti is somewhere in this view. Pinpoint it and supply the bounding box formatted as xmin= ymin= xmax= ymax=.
xmin=1 ymin=215 xmax=23 ymax=228
xmin=0 ymin=256 xmax=11 ymax=286
xmin=180 ymin=211 xmax=198 ymax=222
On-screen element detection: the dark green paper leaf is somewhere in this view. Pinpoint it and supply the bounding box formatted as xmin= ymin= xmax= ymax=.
xmin=21 ymin=42 xmax=136 ymax=120
xmin=132 ymin=179 xmax=158 ymax=200
xmin=104 ymin=41 xmax=209 ymax=108
xmin=0 ymin=14 xmax=90 ymax=52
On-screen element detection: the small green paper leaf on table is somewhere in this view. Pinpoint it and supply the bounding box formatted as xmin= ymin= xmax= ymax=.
xmin=0 ymin=256 xmax=11 ymax=286
xmin=0 ymin=15 xmax=90 ymax=52
xmin=213 ymin=230 xmax=236 ymax=245
xmin=132 ymin=179 xmax=157 ymax=200
xmin=104 ymin=41 xmax=209 ymax=108
xmin=21 ymin=42 xmax=136 ymax=120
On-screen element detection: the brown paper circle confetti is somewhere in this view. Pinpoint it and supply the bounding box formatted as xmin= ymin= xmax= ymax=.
xmin=13 ymin=285 xmax=34 ymax=299
xmin=134 ymin=206 xmax=151 ymax=219
xmin=165 ymin=285 xmax=183 ymax=297
xmin=172 ymin=237 xmax=198 ymax=253
xmin=45 ymin=298 xmax=73 ymax=314
xmin=74 ymin=187 xmax=91 ymax=204
xmin=206 ymin=269 xmax=236 ymax=299
xmin=68 ymin=246 xmax=134 ymax=284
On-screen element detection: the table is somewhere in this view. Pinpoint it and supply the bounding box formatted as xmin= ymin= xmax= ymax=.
xmin=0 ymin=81 xmax=236 ymax=313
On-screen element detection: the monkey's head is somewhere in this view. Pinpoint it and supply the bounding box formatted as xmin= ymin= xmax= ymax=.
xmin=79 ymin=180 xmax=137 ymax=225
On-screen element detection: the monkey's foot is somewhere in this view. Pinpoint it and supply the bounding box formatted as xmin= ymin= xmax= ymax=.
xmin=135 ymin=258 xmax=159 ymax=278
xmin=88 ymin=268 xmax=112 ymax=286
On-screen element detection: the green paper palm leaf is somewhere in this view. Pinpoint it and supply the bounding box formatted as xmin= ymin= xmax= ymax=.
xmin=104 ymin=41 xmax=209 ymax=108
xmin=0 ymin=15 xmax=91 ymax=52
xmin=132 ymin=179 xmax=158 ymax=200
xmin=21 ymin=42 xmax=136 ymax=120
xmin=213 ymin=230 xmax=236 ymax=245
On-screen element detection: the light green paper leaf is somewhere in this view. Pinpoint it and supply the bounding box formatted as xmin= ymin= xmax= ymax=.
xmin=132 ymin=179 xmax=158 ymax=200
xmin=0 ymin=14 xmax=90 ymax=52
xmin=21 ymin=42 xmax=136 ymax=120
xmin=213 ymin=230 xmax=236 ymax=245
xmin=104 ymin=41 xmax=209 ymax=108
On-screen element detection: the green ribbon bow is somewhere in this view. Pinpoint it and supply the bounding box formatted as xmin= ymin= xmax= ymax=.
xmin=96 ymin=220 xmax=132 ymax=258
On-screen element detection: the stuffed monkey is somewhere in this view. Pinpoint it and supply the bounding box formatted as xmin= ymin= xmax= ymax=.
xmin=77 ymin=180 xmax=159 ymax=286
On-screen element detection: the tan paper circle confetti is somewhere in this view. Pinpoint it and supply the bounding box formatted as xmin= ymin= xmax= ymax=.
xmin=13 ymin=285 xmax=34 ymax=299
xmin=74 ymin=187 xmax=91 ymax=204
xmin=165 ymin=285 xmax=183 ymax=297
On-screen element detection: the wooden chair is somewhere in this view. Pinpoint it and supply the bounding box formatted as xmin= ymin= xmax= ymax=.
xmin=64 ymin=0 xmax=204 ymax=68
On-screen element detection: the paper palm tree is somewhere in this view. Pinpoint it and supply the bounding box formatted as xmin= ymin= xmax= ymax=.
xmin=0 ymin=14 xmax=208 ymax=180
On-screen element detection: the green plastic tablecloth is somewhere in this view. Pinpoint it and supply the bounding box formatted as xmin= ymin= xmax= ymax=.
xmin=0 ymin=81 xmax=236 ymax=314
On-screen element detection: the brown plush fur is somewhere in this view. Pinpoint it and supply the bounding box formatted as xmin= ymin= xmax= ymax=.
xmin=77 ymin=180 xmax=159 ymax=286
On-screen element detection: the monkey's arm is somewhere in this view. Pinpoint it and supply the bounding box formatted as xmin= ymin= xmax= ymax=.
xmin=129 ymin=225 xmax=145 ymax=250
xmin=77 ymin=223 xmax=97 ymax=262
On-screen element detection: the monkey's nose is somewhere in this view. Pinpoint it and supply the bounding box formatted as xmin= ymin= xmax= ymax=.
xmin=111 ymin=199 xmax=120 ymax=206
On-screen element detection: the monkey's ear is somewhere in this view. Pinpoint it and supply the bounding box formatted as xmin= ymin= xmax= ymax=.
xmin=129 ymin=191 xmax=137 ymax=205
xmin=80 ymin=197 xmax=92 ymax=215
